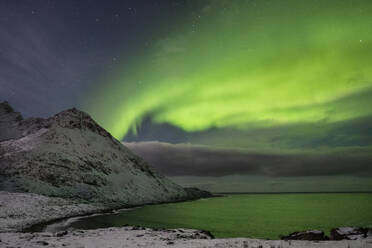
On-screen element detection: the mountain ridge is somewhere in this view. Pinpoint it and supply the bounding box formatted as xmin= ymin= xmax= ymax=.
xmin=0 ymin=102 xmax=193 ymax=206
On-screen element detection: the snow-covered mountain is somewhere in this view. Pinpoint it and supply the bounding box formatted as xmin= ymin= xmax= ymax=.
xmin=0 ymin=102 xmax=189 ymax=206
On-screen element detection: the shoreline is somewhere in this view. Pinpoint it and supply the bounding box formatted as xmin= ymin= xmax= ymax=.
xmin=1 ymin=191 xmax=371 ymax=248
xmin=24 ymin=195 xmax=222 ymax=233
xmin=0 ymin=190 xmax=219 ymax=233
xmin=22 ymin=190 xmax=221 ymax=233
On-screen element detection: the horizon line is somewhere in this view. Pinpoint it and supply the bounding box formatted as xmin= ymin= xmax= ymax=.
xmin=212 ymin=191 xmax=372 ymax=194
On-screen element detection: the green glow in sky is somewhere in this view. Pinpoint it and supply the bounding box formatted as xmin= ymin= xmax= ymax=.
xmin=85 ymin=0 xmax=372 ymax=140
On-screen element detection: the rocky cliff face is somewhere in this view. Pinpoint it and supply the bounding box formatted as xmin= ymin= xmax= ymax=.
xmin=0 ymin=102 xmax=188 ymax=206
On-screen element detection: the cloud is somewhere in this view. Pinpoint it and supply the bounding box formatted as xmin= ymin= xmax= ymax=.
xmin=124 ymin=141 xmax=372 ymax=177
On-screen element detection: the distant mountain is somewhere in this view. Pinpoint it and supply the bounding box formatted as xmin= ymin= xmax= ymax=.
xmin=0 ymin=102 xmax=189 ymax=206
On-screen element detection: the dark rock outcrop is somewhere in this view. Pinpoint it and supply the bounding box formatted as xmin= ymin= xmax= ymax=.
xmin=330 ymin=227 xmax=371 ymax=240
xmin=184 ymin=187 xmax=214 ymax=200
xmin=281 ymin=230 xmax=328 ymax=240
xmin=196 ymin=230 xmax=215 ymax=239
xmin=0 ymin=102 xmax=190 ymax=205
xmin=0 ymin=102 xmax=24 ymax=141
xmin=281 ymin=227 xmax=372 ymax=241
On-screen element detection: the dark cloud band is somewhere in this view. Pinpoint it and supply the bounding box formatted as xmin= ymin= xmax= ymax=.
xmin=124 ymin=141 xmax=372 ymax=177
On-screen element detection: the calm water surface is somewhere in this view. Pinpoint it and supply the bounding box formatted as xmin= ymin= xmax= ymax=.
xmin=45 ymin=193 xmax=372 ymax=239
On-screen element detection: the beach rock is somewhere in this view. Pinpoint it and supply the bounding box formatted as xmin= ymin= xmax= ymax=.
xmin=36 ymin=240 xmax=49 ymax=245
xmin=169 ymin=229 xmax=214 ymax=240
xmin=195 ymin=230 xmax=215 ymax=239
xmin=55 ymin=231 xmax=68 ymax=237
xmin=281 ymin=230 xmax=327 ymax=240
xmin=0 ymin=102 xmax=189 ymax=205
xmin=330 ymin=227 xmax=370 ymax=240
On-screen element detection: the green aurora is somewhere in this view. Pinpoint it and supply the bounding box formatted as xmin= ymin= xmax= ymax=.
xmin=84 ymin=0 xmax=372 ymax=147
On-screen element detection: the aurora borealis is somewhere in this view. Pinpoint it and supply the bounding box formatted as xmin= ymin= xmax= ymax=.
xmin=1 ymin=0 xmax=372 ymax=192
xmin=86 ymin=0 xmax=372 ymax=141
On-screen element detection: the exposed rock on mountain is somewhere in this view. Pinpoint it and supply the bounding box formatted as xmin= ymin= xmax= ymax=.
xmin=0 ymin=102 xmax=189 ymax=205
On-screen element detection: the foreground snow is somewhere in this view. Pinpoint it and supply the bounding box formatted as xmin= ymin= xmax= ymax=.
xmin=0 ymin=191 xmax=106 ymax=232
xmin=1 ymin=227 xmax=371 ymax=248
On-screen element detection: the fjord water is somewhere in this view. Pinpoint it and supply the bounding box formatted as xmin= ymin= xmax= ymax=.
xmin=68 ymin=193 xmax=372 ymax=239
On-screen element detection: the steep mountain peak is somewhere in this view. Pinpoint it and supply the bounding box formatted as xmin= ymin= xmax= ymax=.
xmin=0 ymin=102 xmax=188 ymax=205
xmin=50 ymin=108 xmax=113 ymax=139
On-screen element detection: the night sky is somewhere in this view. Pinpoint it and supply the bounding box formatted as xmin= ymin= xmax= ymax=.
xmin=1 ymin=0 xmax=372 ymax=192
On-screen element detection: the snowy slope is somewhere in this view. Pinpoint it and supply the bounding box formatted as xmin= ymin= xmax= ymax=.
xmin=0 ymin=102 xmax=188 ymax=205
